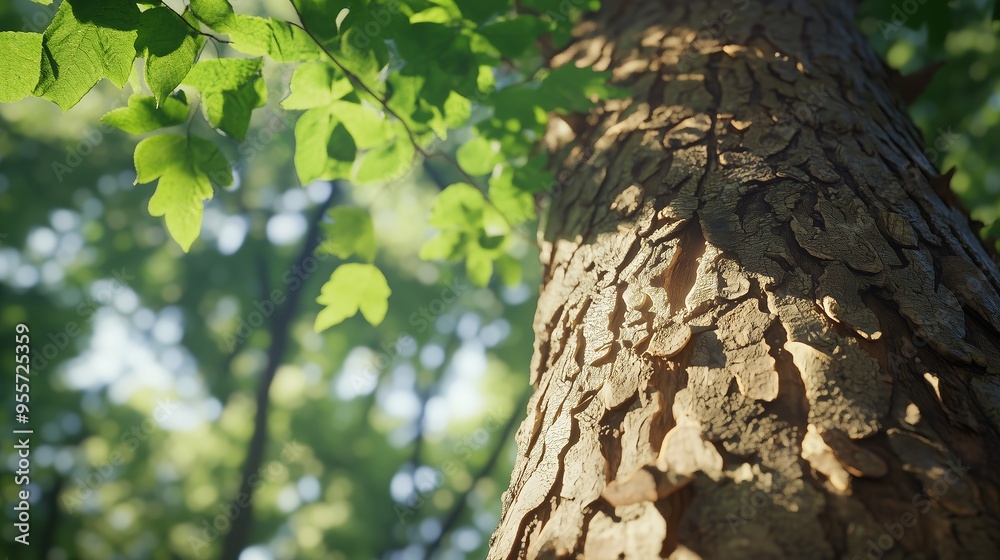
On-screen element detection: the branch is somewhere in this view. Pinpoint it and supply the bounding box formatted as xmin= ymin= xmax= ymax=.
xmin=157 ymin=0 xmax=232 ymax=44
xmin=284 ymin=5 xmax=422 ymax=149
xmin=220 ymin=182 xmax=339 ymax=560
xmin=405 ymin=334 xmax=463 ymax=485
xmin=283 ymin=3 xmax=526 ymax=236
xmin=38 ymin=474 xmax=66 ymax=559
xmin=424 ymin=389 xmax=531 ymax=559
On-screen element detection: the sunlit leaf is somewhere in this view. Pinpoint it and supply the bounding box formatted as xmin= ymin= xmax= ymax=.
xmin=354 ymin=137 xmax=416 ymax=184
xmin=136 ymin=6 xmax=204 ymax=105
xmin=315 ymin=263 xmax=391 ymax=331
xmin=489 ymin=165 xmax=536 ymax=225
xmin=457 ymin=135 xmax=502 ymax=176
xmin=333 ymin=101 xmax=391 ymax=149
xmin=466 ymin=249 xmax=494 ymax=286
xmin=102 ymin=93 xmax=189 ymax=134
xmin=134 ymin=134 xmax=231 ymax=251
xmin=538 ymin=65 xmax=629 ymax=113
xmin=34 ymin=0 xmax=141 ymax=110
xmin=183 ymin=58 xmax=267 ymax=140
xmin=0 ymin=32 xmax=43 ymax=103
xmin=294 ymin=107 xmax=355 ymax=183
xmin=320 ymin=207 xmax=377 ymax=262
xmin=428 ymin=183 xmax=487 ymax=229
xmin=282 ymin=62 xmax=353 ymax=110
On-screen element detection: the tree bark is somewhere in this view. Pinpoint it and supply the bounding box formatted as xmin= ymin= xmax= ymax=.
xmin=489 ymin=1 xmax=1000 ymax=558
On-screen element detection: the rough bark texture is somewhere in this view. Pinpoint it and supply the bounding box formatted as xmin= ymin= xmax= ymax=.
xmin=489 ymin=1 xmax=1000 ymax=558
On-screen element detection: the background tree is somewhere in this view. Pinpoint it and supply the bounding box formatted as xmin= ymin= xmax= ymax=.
xmin=0 ymin=0 xmax=998 ymax=559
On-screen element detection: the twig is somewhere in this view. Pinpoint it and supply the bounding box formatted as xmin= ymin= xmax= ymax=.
xmin=424 ymin=389 xmax=531 ymax=559
xmin=158 ymin=0 xmax=232 ymax=44
xmin=283 ymin=3 xmax=527 ymax=237
xmin=219 ymin=182 xmax=340 ymax=560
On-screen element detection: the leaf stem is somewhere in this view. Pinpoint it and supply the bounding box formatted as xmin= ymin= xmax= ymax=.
xmin=158 ymin=0 xmax=232 ymax=44
xmin=284 ymin=2 xmax=529 ymax=242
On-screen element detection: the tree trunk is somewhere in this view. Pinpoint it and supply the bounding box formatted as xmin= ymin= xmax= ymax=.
xmin=489 ymin=1 xmax=1000 ymax=558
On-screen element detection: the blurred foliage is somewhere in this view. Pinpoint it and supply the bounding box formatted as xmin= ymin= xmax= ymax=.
xmin=0 ymin=0 xmax=998 ymax=560
xmin=0 ymin=0 xmax=543 ymax=557
xmin=860 ymin=0 xmax=1000 ymax=240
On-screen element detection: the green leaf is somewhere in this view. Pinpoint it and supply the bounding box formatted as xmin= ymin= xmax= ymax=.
xmin=411 ymin=6 xmax=455 ymax=24
xmin=457 ymin=135 xmax=502 ymax=176
xmin=225 ymin=15 xmax=275 ymax=55
xmin=490 ymin=85 xmax=548 ymax=133
xmin=189 ymin=0 xmax=233 ymax=28
xmin=489 ymin=165 xmax=536 ymax=225
xmin=0 ymin=32 xmax=43 ymax=103
xmin=101 ymin=93 xmax=189 ymax=134
xmin=327 ymin=121 xmax=358 ymax=163
xmin=442 ymin=91 xmax=472 ymax=130
xmin=294 ymin=107 xmax=355 ymax=184
xmin=332 ymin=101 xmax=390 ymax=149
xmin=511 ymin=155 xmax=555 ymax=193
xmin=34 ymin=0 xmax=141 ymax=110
xmin=133 ymin=134 xmax=231 ymax=252
xmin=466 ymin=250 xmax=493 ymax=287
xmin=258 ymin=19 xmax=324 ymax=62
xmin=418 ymin=230 xmax=463 ymax=260
xmin=183 ymin=58 xmax=267 ymax=141
xmin=422 ymin=183 xmax=509 ymax=285
xmin=428 ymin=183 xmax=487 ymax=229
xmin=477 ymin=16 xmax=548 ymax=58
xmin=315 ymin=263 xmax=391 ymax=331
xmin=190 ymin=0 xmax=322 ymax=63
xmin=282 ymin=62 xmax=353 ymax=110
xmin=538 ymin=65 xmax=629 ymax=113
xmin=332 ymin=25 xmax=386 ymax=86
xmin=136 ymin=7 xmax=204 ymax=105
xmin=291 ymin=0 xmax=352 ymax=49
xmin=354 ymin=136 xmax=415 ymax=184
xmin=320 ymin=207 xmax=377 ymax=262
xmin=294 ymin=108 xmax=333 ymax=184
